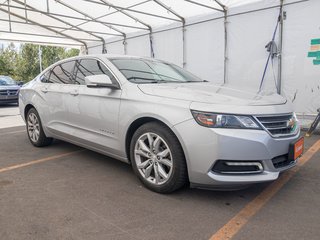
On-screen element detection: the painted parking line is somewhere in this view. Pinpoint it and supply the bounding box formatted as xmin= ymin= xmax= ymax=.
xmin=0 ymin=130 xmax=26 ymax=136
xmin=209 ymin=139 xmax=320 ymax=240
xmin=0 ymin=150 xmax=84 ymax=174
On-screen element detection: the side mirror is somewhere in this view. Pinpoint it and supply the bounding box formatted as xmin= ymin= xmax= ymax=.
xmin=85 ymin=74 xmax=119 ymax=89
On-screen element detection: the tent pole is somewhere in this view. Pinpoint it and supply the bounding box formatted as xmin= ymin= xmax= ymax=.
xmin=59 ymin=1 xmax=152 ymax=34
xmin=149 ymin=31 xmax=154 ymax=58
xmin=83 ymin=0 xmax=180 ymax=22
xmin=99 ymin=0 xmax=154 ymax=57
xmin=55 ymin=0 xmax=127 ymax=54
xmin=152 ymin=0 xmax=185 ymax=66
xmin=184 ymin=0 xmax=225 ymax=70
xmin=277 ymin=0 xmax=284 ymax=94
xmin=215 ymin=0 xmax=228 ymax=84
xmin=182 ymin=23 xmax=186 ymax=68
xmin=38 ymin=45 xmax=42 ymax=72
xmin=8 ymin=0 xmax=12 ymax=32
xmin=0 ymin=7 xmax=88 ymax=52
xmin=0 ymin=29 xmax=102 ymax=42
xmin=123 ymin=36 xmax=127 ymax=55
xmin=24 ymin=0 xmax=27 ymax=22
xmin=46 ymin=0 xmax=49 ymax=12
xmin=184 ymin=0 xmax=224 ymax=12
xmin=0 ymin=18 xmax=121 ymax=36
xmin=0 ymin=38 xmax=82 ymax=47
xmin=1 ymin=3 xmax=149 ymax=31
xmin=223 ymin=10 xmax=228 ymax=85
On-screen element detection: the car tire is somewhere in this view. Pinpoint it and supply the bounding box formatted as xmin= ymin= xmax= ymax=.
xmin=26 ymin=108 xmax=53 ymax=147
xmin=130 ymin=122 xmax=188 ymax=193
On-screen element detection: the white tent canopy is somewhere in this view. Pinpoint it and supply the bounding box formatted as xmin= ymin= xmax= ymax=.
xmin=1 ymin=0 xmax=319 ymax=120
xmin=0 ymin=0 xmax=262 ymax=49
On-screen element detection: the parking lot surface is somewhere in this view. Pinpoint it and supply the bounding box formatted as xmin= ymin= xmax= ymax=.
xmin=0 ymin=107 xmax=319 ymax=240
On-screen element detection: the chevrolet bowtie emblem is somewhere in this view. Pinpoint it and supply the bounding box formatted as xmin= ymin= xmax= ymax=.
xmin=287 ymin=118 xmax=296 ymax=129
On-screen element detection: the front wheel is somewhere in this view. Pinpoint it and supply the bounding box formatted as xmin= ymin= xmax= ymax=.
xmin=130 ymin=122 xmax=188 ymax=193
xmin=26 ymin=108 xmax=53 ymax=147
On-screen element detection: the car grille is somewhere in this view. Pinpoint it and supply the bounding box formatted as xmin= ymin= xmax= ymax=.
xmin=255 ymin=114 xmax=297 ymax=137
xmin=0 ymin=89 xmax=18 ymax=96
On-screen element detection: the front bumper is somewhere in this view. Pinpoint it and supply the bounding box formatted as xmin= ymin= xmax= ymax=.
xmin=173 ymin=119 xmax=300 ymax=188
xmin=0 ymin=95 xmax=18 ymax=103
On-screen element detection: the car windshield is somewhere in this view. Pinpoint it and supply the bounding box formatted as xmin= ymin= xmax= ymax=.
xmin=110 ymin=58 xmax=203 ymax=84
xmin=0 ymin=76 xmax=16 ymax=86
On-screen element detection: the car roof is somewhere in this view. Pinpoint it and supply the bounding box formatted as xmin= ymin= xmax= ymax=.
xmin=55 ymin=54 xmax=162 ymax=65
xmin=41 ymin=54 xmax=166 ymax=75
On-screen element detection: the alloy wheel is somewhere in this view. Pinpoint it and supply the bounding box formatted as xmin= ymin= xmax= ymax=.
xmin=134 ymin=132 xmax=173 ymax=185
xmin=27 ymin=112 xmax=40 ymax=143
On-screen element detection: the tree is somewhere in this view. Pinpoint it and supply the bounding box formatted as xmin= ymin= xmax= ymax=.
xmin=0 ymin=43 xmax=18 ymax=77
xmin=15 ymin=44 xmax=40 ymax=82
xmin=0 ymin=43 xmax=80 ymax=82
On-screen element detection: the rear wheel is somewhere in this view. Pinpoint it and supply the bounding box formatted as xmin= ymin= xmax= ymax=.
xmin=26 ymin=108 xmax=53 ymax=147
xmin=130 ymin=122 xmax=188 ymax=193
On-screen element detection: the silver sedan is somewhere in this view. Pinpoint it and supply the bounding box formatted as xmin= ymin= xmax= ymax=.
xmin=19 ymin=55 xmax=303 ymax=193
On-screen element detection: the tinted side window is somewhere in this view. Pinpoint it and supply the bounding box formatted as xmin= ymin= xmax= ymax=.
xmin=74 ymin=59 xmax=116 ymax=85
xmin=48 ymin=61 xmax=75 ymax=84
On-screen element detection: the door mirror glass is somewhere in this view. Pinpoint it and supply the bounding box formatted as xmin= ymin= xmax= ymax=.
xmin=85 ymin=74 xmax=117 ymax=88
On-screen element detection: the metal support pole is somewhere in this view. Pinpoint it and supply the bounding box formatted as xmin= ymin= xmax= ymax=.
xmin=7 ymin=0 xmax=12 ymax=32
xmin=123 ymin=37 xmax=127 ymax=55
xmin=214 ymin=0 xmax=228 ymax=84
xmin=0 ymin=37 xmax=82 ymax=47
xmin=0 ymin=18 xmax=121 ymax=36
xmin=55 ymin=1 xmax=147 ymax=55
xmin=24 ymin=0 xmax=27 ymax=22
xmin=223 ymin=10 xmax=228 ymax=84
xmin=277 ymin=0 xmax=284 ymax=94
xmin=0 ymin=29 xmax=101 ymax=42
xmin=59 ymin=0 xmax=150 ymax=33
xmin=55 ymin=0 xmax=129 ymax=53
xmin=11 ymin=0 xmax=103 ymax=53
xmin=46 ymin=0 xmax=49 ymax=13
xmin=182 ymin=24 xmax=186 ymax=67
xmin=82 ymin=0 xmax=179 ymax=22
xmin=152 ymin=0 xmax=185 ymax=65
xmin=1 ymin=3 xmax=148 ymax=31
xmin=100 ymin=0 xmax=154 ymax=57
xmin=149 ymin=32 xmax=154 ymax=58
xmin=185 ymin=0 xmax=226 ymax=69
xmin=38 ymin=45 xmax=42 ymax=72
xmin=184 ymin=0 xmax=224 ymax=12
xmin=0 ymin=7 xmax=88 ymax=52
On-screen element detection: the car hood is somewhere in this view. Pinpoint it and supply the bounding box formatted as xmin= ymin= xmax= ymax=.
xmin=0 ymin=85 xmax=20 ymax=90
xmin=138 ymin=83 xmax=286 ymax=106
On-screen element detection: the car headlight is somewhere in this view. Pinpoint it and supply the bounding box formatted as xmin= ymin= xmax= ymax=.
xmin=191 ymin=110 xmax=261 ymax=129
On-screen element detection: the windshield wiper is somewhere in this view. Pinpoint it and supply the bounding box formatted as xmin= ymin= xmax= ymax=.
xmin=127 ymin=77 xmax=171 ymax=84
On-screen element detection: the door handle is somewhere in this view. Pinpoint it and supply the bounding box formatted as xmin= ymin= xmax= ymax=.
xmin=69 ymin=90 xmax=79 ymax=96
xmin=41 ymin=87 xmax=48 ymax=93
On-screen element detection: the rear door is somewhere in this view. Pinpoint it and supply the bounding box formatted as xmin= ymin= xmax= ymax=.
xmin=39 ymin=60 xmax=79 ymax=137
xmin=71 ymin=58 xmax=122 ymax=156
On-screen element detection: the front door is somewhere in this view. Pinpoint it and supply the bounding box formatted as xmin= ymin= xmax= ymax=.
xmin=71 ymin=58 xmax=122 ymax=157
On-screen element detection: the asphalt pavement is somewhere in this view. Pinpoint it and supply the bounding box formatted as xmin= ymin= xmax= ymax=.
xmin=0 ymin=106 xmax=319 ymax=240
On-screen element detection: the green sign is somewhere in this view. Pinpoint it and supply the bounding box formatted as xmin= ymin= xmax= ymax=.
xmin=308 ymin=38 xmax=320 ymax=65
